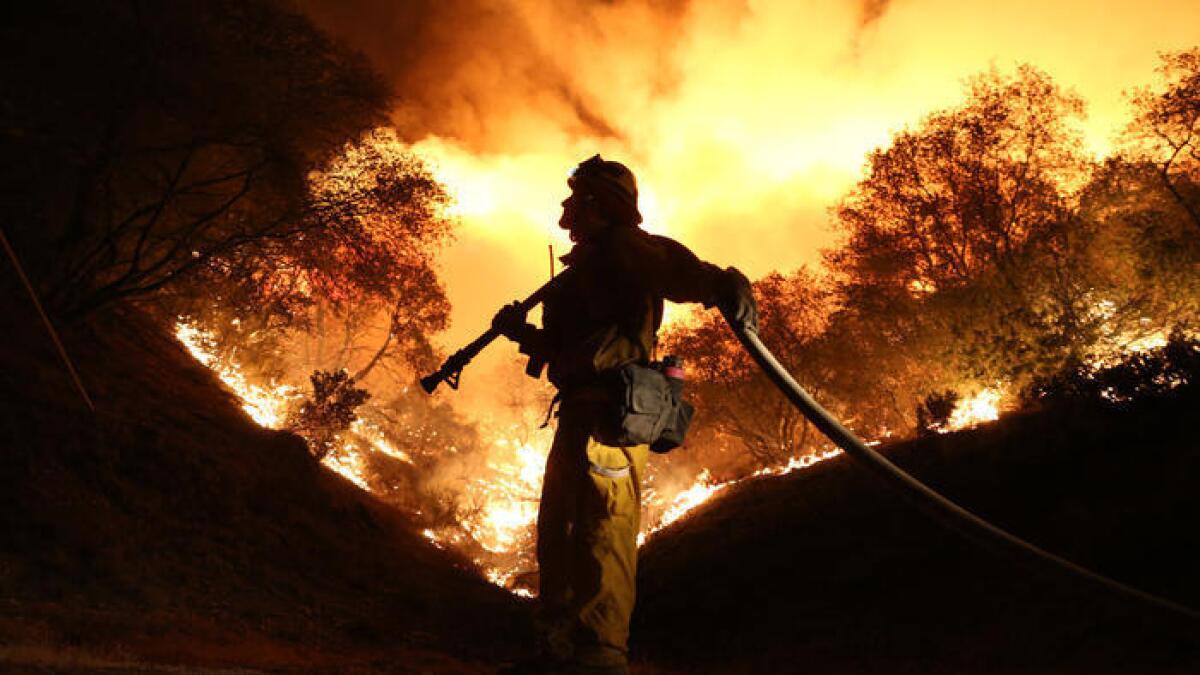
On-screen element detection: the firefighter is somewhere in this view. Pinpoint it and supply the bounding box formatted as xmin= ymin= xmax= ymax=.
xmin=492 ymin=155 xmax=757 ymax=673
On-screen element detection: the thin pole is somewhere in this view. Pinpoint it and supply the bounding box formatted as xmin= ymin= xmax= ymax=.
xmin=0 ymin=228 xmax=95 ymax=412
xmin=548 ymin=244 xmax=555 ymax=279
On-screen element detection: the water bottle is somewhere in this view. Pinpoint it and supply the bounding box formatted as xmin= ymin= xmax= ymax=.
xmin=661 ymin=355 xmax=685 ymax=398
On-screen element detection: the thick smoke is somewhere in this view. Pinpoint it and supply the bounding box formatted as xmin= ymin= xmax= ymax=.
xmin=293 ymin=0 xmax=696 ymax=152
xmin=858 ymin=0 xmax=892 ymax=29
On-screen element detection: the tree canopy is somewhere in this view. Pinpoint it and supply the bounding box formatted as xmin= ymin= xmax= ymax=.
xmin=828 ymin=65 xmax=1088 ymax=300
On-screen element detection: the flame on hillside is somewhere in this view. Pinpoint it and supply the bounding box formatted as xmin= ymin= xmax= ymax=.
xmin=175 ymin=322 xmax=299 ymax=427
xmin=637 ymin=445 xmax=849 ymax=546
xmin=927 ymin=320 xmax=1177 ymax=435
xmin=175 ymin=320 xmax=397 ymax=492
xmin=175 ymin=317 xmax=420 ymax=492
xmin=176 ymin=319 xmax=552 ymax=591
xmin=944 ymin=388 xmax=1003 ymax=432
xmin=178 ymin=312 xmax=1020 ymax=594
xmin=650 ymin=469 xmax=728 ymax=533
xmin=423 ymin=435 xmax=548 ymax=594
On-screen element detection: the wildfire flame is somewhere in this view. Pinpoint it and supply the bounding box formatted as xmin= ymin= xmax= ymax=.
xmin=175 ymin=320 xmax=409 ymax=490
xmin=178 ymin=316 xmax=909 ymax=590
xmin=323 ymin=445 xmax=371 ymax=491
xmin=467 ymin=439 xmax=545 ymax=554
xmin=944 ymin=388 xmax=1003 ymax=432
xmin=751 ymin=447 xmax=846 ymax=477
xmin=416 ymin=432 xmax=549 ymax=593
xmin=351 ymin=418 xmax=412 ymax=464
xmin=176 ymin=315 xmax=558 ymax=590
xmin=166 ymin=4 xmax=1200 ymax=592
xmin=652 ymin=469 xmax=728 ymax=532
xmin=188 ymin=179 xmax=1196 ymax=593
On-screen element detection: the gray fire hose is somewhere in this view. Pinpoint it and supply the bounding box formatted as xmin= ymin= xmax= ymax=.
xmin=724 ymin=312 xmax=1200 ymax=622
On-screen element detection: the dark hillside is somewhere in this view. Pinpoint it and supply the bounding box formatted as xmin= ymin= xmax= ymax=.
xmin=4 ymin=268 xmax=1199 ymax=673
xmin=634 ymin=390 xmax=1200 ymax=673
xmin=0 ymin=288 xmax=529 ymax=671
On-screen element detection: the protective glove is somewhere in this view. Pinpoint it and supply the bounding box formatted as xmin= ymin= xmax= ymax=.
xmin=717 ymin=267 xmax=759 ymax=333
xmin=492 ymin=301 xmax=532 ymax=342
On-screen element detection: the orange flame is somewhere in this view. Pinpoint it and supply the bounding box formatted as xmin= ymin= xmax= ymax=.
xmin=943 ymin=388 xmax=1004 ymax=433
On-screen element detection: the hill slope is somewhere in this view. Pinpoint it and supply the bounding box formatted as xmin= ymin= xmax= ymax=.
xmin=5 ymin=278 xmax=1199 ymax=673
xmin=0 ymin=291 xmax=530 ymax=671
xmin=634 ymin=389 xmax=1200 ymax=673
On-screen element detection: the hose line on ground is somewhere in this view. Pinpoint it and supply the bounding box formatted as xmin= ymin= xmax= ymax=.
xmin=725 ymin=317 xmax=1200 ymax=623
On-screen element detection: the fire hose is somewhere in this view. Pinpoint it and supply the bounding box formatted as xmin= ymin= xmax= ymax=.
xmin=721 ymin=309 xmax=1200 ymax=623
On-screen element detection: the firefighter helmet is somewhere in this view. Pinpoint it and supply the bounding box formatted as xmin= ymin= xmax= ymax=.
xmin=568 ymin=154 xmax=642 ymax=226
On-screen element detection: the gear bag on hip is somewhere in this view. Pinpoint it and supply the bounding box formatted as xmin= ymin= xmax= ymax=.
xmin=593 ymin=360 xmax=694 ymax=453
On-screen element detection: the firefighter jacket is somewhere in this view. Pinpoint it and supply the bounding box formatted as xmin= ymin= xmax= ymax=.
xmin=515 ymin=225 xmax=727 ymax=389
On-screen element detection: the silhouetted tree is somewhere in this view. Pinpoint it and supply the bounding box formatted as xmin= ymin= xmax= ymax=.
xmin=175 ymin=129 xmax=453 ymax=391
xmin=1023 ymin=330 xmax=1200 ymax=408
xmin=0 ymin=1 xmax=396 ymax=323
xmin=1073 ymin=157 xmax=1200 ymax=346
xmin=288 ymin=369 xmax=370 ymax=460
xmin=916 ymin=390 xmax=959 ymax=436
xmin=829 ymin=65 xmax=1088 ymax=298
xmin=1124 ymin=48 xmax=1200 ymax=232
xmin=1072 ymin=48 xmax=1200 ymax=340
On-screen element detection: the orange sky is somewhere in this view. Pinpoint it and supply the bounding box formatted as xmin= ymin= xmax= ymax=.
xmin=299 ymin=0 xmax=1200 ymax=401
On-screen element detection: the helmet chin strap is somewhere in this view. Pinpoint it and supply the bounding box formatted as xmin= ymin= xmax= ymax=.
xmin=722 ymin=308 xmax=1200 ymax=623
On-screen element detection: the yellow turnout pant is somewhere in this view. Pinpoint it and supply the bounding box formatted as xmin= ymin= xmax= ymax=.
xmin=537 ymin=397 xmax=649 ymax=667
